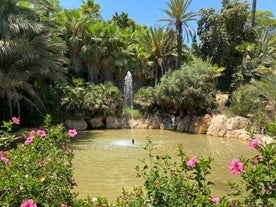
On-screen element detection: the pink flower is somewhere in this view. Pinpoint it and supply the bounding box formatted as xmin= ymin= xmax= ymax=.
xmin=20 ymin=199 xmax=37 ymax=207
xmin=12 ymin=117 xmax=20 ymax=125
xmin=187 ymin=155 xmax=197 ymax=167
xmin=61 ymin=204 xmax=68 ymax=207
xmin=68 ymin=129 xmax=77 ymax=137
xmin=0 ymin=156 xmax=10 ymax=163
xmin=0 ymin=151 xmax=10 ymax=163
xmin=228 ymin=158 xmax=244 ymax=175
xmin=29 ymin=130 xmax=36 ymax=136
xmin=248 ymin=138 xmax=259 ymax=149
xmin=212 ymin=197 xmax=220 ymax=205
xmin=37 ymin=130 xmax=47 ymax=137
xmin=25 ymin=136 xmax=34 ymax=145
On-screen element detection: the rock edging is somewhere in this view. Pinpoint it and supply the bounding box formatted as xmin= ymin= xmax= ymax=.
xmin=64 ymin=114 xmax=254 ymax=140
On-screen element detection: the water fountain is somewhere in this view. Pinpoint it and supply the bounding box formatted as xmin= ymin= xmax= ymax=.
xmin=123 ymin=71 xmax=134 ymax=132
xmin=123 ymin=71 xmax=133 ymax=111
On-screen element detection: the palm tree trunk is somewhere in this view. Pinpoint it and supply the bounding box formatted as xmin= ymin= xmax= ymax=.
xmin=176 ymin=21 xmax=183 ymax=69
xmin=250 ymin=0 xmax=257 ymax=27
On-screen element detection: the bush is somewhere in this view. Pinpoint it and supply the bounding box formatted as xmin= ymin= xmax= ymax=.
xmin=135 ymin=60 xmax=218 ymax=116
xmin=224 ymin=124 xmax=276 ymax=207
xmin=0 ymin=115 xmax=78 ymax=206
xmin=231 ymin=71 xmax=276 ymax=125
xmin=58 ymin=79 xmax=123 ymax=120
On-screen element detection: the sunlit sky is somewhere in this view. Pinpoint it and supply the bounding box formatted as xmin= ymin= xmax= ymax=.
xmin=59 ymin=0 xmax=275 ymax=28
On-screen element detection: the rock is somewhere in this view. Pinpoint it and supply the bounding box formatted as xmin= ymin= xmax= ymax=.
xmin=160 ymin=115 xmax=177 ymax=130
xmin=216 ymin=92 xmax=230 ymax=106
xmin=90 ymin=118 xmax=104 ymax=129
xmin=130 ymin=116 xmax=160 ymax=129
xmin=189 ymin=114 xmax=212 ymax=134
xmin=176 ymin=116 xmax=191 ymax=132
xmin=226 ymin=129 xmax=248 ymax=140
xmin=207 ymin=115 xmax=228 ymax=137
xmin=227 ymin=116 xmax=249 ymax=130
xmin=64 ymin=119 xmax=88 ymax=130
xmin=106 ymin=116 xmax=124 ymax=129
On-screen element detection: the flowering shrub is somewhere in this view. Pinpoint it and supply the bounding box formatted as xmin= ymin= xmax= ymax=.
xmin=224 ymin=124 xmax=276 ymax=207
xmin=0 ymin=115 xmax=79 ymax=206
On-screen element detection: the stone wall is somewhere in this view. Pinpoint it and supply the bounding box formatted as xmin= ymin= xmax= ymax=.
xmin=64 ymin=114 xmax=252 ymax=140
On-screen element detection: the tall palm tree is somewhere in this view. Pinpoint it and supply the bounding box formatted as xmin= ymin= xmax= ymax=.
xmin=158 ymin=0 xmax=197 ymax=69
xmin=250 ymin=0 xmax=257 ymax=27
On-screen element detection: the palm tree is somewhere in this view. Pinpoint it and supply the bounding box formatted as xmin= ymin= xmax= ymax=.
xmin=158 ymin=0 xmax=197 ymax=69
xmin=0 ymin=0 xmax=67 ymax=117
xmin=250 ymin=0 xmax=257 ymax=27
xmin=138 ymin=26 xmax=175 ymax=82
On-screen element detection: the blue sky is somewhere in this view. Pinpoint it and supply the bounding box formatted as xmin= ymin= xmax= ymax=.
xmin=60 ymin=0 xmax=275 ymax=28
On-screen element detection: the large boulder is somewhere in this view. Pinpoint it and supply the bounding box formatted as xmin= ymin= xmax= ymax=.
xmin=226 ymin=116 xmax=249 ymax=130
xmin=226 ymin=129 xmax=248 ymax=140
xmin=106 ymin=116 xmax=124 ymax=129
xmin=64 ymin=119 xmax=88 ymax=130
xmin=90 ymin=118 xmax=104 ymax=129
xmin=225 ymin=116 xmax=250 ymax=139
xmin=128 ymin=116 xmax=160 ymax=129
xmin=207 ymin=115 xmax=228 ymax=137
xmin=189 ymin=114 xmax=212 ymax=134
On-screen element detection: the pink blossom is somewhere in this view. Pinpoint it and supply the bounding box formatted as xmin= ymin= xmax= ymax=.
xmin=187 ymin=155 xmax=197 ymax=167
xmin=248 ymin=138 xmax=259 ymax=149
xmin=0 ymin=151 xmax=9 ymax=163
xmin=68 ymin=129 xmax=77 ymax=137
xmin=11 ymin=117 xmax=20 ymax=125
xmin=0 ymin=151 xmax=8 ymax=157
xmin=20 ymin=199 xmax=37 ymax=207
xmin=25 ymin=136 xmax=34 ymax=145
xmin=228 ymin=158 xmax=244 ymax=175
xmin=29 ymin=130 xmax=36 ymax=136
xmin=61 ymin=204 xmax=68 ymax=207
xmin=212 ymin=197 xmax=220 ymax=205
xmin=37 ymin=130 xmax=47 ymax=137
xmin=0 ymin=156 xmax=10 ymax=164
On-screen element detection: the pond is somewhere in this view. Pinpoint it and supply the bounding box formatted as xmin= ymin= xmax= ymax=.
xmin=71 ymin=129 xmax=256 ymax=201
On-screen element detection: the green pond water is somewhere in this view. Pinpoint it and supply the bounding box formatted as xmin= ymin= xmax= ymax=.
xmin=71 ymin=129 xmax=256 ymax=201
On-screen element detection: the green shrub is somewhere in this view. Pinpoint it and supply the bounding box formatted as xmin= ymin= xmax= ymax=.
xmin=230 ymin=73 xmax=276 ymax=126
xmin=123 ymin=107 xmax=142 ymax=118
xmin=224 ymin=125 xmax=276 ymax=206
xmin=83 ymin=82 xmax=123 ymax=118
xmin=0 ymin=116 xmax=78 ymax=206
xmin=135 ymin=60 xmax=218 ymax=116
xmin=58 ymin=79 xmax=123 ymax=119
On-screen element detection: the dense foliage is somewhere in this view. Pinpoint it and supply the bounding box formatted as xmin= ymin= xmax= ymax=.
xmin=0 ymin=116 xmax=78 ymax=206
xmin=58 ymin=79 xmax=123 ymax=120
xmin=0 ymin=0 xmax=68 ymax=121
xmin=135 ymin=59 xmax=218 ymax=116
xmin=197 ymin=0 xmax=257 ymax=91
xmin=230 ymin=70 xmax=276 ymax=127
